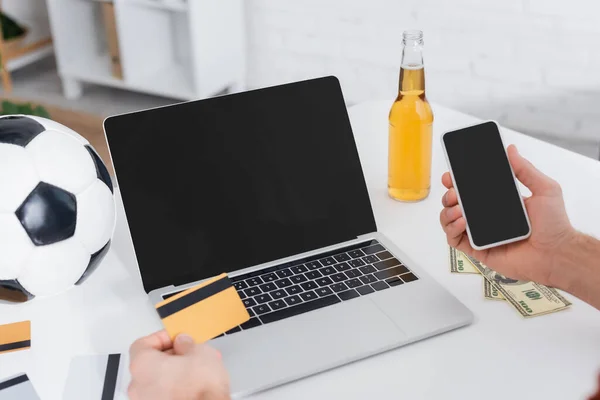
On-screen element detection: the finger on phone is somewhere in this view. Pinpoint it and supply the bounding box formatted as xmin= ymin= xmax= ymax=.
xmin=450 ymin=233 xmax=473 ymax=255
xmin=442 ymin=188 xmax=458 ymax=207
xmin=442 ymin=172 xmax=453 ymax=189
xmin=444 ymin=217 xmax=467 ymax=240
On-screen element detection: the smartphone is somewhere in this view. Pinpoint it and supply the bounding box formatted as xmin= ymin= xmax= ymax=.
xmin=441 ymin=121 xmax=531 ymax=250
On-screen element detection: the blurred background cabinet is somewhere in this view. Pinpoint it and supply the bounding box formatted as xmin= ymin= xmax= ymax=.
xmin=45 ymin=0 xmax=246 ymax=100
xmin=0 ymin=0 xmax=53 ymax=93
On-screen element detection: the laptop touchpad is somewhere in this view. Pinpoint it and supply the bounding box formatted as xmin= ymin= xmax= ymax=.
xmin=211 ymin=297 xmax=405 ymax=395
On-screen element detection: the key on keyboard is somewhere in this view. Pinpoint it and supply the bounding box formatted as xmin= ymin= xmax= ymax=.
xmin=386 ymin=277 xmax=403 ymax=287
xmin=254 ymin=304 xmax=271 ymax=315
xmin=234 ymin=281 xmax=248 ymax=290
xmin=269 ymin=300 xmax=286 ymax=310
xmin=300 ymin=291 xmax=318 ymax=301
xmin=271 ymin=289 xmax=287 ymax=299
xmin=333 ymin=253 xmax=351 ymax=262
xmin=241 ymin=318 xmax=262 ymax=330
xmin=320 ymin=257 xmax=336 ymax=266
xmin=305 ymin=261 xmax=322 ymax=270
xmin=284 ymin=295 xmax=302 ymax=306
xmin=259 ymin=283 xmax=277 ymax=292
xmin=348 ymin=249 xmax=365 ymax=258
xmin=331 ymin=273 xmax=347 ymax=282
xmin=401 ymin=272 xmax=418 ymax=282
xmin=371 ymin=281 xmax=389 ymax=291
xmin=275 ymin=278 xmax=293 ymax=288
xmin=319 ymin=266 xmax=336 ymax=275
xmin=305 ymin=270 xmax=322 ymax=280
xmin=373 ymin=258 xmax=401 ymax=271
xmin=345 ymin=269 xmax=362 ymax=279
xmin=349 ymin=259 xmax=365 ymax=268
xmin=330 ymin=283 xmax=348 ymax=293
xmin=261 ymin=273 xmax=278 ymax=282
xmin=360 ymin=274 xmax=377 ymax=285
xmin=291 ymin=275 xmax=307 ymax=284
xmin=359 ymin=265 xmax=376 ymax=274
xmin=316 ymin=287 xmax=333 ymax=296
xmin=243 ymin=298 xmax=256 ymax=307
xmin=276 ymin=269 xmax=293 ymax=278
xmin=286 ymin=285 xmax=303 ymax=295
xmin=334 ymin=262 xmax=351 ymax=272
xmin=374 ymin=265 xmax=410 ymax=280
xmin=247 ymin=277 xmax=263 ymax=286
xmin=338 ymin=289 xmax=360 ymax=301
xmin=244 ymin=287 xmax=261 ymax=297
xmin=362 ymin=244 xmax=385 ymax=254
xmin=346 ymin=278 xmax=362 ymax=288
xmin=362 ymin=255 xmax=379 ymax=264
xmin=375 ymin=251 xmax=393 ymax=260
xmin=301 ymin=281 xmax=318 ymax=291
xmin=255 ymin=294 xmax=272 ymax=303
xmin=357 ymin=285 xmax=374 ymax=295
xmin=291 ymin=265 xmax=308 ymax=274
xmin=316 ymin=277 xmax=333 ymax=286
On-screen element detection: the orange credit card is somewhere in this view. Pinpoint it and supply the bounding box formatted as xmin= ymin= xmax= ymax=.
xmin=155 ymin=273 xmax=250 ymax=343
xmin=0 ymin=320 xmax=31 ymax=355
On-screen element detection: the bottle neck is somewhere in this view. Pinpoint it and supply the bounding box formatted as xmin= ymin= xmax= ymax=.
xmin=399 ymin=40 xmax=425 ymax=93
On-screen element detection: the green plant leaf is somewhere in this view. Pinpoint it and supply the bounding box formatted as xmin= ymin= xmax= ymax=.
xmin=0 ymin=100 xmax=52 ymax=119
xmin=19 ymin=103 xmax=34 ymax=115
xmin=2 ymin=100 xmax=19 ymax=115
xmin=33 ymin=105 xmax=51 ymax=119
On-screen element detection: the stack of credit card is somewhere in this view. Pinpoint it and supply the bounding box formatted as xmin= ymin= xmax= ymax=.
xmin=63 ymin=354 xmax=129 ymax=400
xmin=0 ymin=374 xmax=40 ymax=400
xmin=0 ymin=321 xmax=30 ymax=355
xmin=2 ymin=274 xmax=247 ymax=399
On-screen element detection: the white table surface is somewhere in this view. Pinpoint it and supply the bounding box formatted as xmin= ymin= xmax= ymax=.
xmin=2 ymin=100 xmax=600 ymax=400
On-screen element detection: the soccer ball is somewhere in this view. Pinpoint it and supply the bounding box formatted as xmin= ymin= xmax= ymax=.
xmin=0 ymin=115 xmax=116 ymax=302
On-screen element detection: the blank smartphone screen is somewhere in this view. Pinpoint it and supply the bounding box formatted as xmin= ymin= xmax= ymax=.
xmin=443 ymin=121 xmax=530 ymax=248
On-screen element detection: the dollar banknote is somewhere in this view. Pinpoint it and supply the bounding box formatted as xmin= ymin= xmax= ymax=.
xmin=449 ymin=247 xmax=479 ymax=274
xmin=465 ymin=254 xmax=571 ymax=318
xmin=483 ymin=278 xmax=505 ymax=301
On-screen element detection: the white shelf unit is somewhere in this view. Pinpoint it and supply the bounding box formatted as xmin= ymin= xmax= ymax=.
xmin=45 ymin=0 xmax=245 ymax=101
xmin=2 ymin=0 xmax=54 ymax=73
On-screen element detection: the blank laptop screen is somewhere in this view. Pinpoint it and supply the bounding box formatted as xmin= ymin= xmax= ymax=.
xmin=105 ymin=77 xmax=376 ymax=293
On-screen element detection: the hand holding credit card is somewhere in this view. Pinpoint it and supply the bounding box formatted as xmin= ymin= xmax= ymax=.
xmin=155 ymin=273 xmax=249 ymax=343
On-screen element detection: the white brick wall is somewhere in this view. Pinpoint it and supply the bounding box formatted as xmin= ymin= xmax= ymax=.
xmin=245 ymin=0 xmax=600 ymax=149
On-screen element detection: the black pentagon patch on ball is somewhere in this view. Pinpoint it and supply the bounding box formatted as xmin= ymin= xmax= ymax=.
xmin=0 ymin=116 xmax=45 ymax=147
xmin=0 ymin=279 xmax=35 ymax=303
xmin=16 ymin=182 xmax=77 ymax=246
xmin=76 ymin=240 xmax=111 ymax=285
xmin=85 ymin=145 xmax=113 ymax=193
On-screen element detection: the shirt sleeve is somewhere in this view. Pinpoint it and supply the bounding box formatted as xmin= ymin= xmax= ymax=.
xmin=589 ymin=374 xmax=600 ymax=400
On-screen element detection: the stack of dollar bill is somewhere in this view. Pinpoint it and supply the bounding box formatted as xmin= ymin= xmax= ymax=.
xmin=449 ymin=247 xmax=572 ymax=318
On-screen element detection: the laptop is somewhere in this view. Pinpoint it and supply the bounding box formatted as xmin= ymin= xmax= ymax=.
xmin=104 ymin=76 xmax=473 ymax=396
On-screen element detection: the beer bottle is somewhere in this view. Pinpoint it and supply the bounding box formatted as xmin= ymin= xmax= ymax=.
xmin=388 ymin=30 xmax=433 ymax=202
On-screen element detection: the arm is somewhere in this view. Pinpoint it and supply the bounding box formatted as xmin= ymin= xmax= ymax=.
xmin=552 ymin=233 xmax=600 ymax=310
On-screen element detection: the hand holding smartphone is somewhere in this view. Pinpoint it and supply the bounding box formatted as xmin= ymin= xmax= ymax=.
xmin=441 ymin=121 xmax=531 ymax=250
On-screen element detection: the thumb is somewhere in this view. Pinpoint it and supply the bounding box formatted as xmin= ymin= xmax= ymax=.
xmin=173 ymin=334 xmax=195 ymax=355
xmin=507 ymin=145 xmax=557 ymax=196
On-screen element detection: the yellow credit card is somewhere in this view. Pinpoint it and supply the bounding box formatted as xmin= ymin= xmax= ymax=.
xmin=155 ymin=273 xmax=250 ymax=343
xmin=0 ymin=320 xmax=31 ymax=354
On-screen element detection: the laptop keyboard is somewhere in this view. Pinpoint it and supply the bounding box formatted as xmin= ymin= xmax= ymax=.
xmin=222 ymin=240 xmax=418 ymax=336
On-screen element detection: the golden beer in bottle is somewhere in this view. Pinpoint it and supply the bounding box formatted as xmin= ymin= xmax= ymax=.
xmin=388 ymin=30 xmax=433 ymax=202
